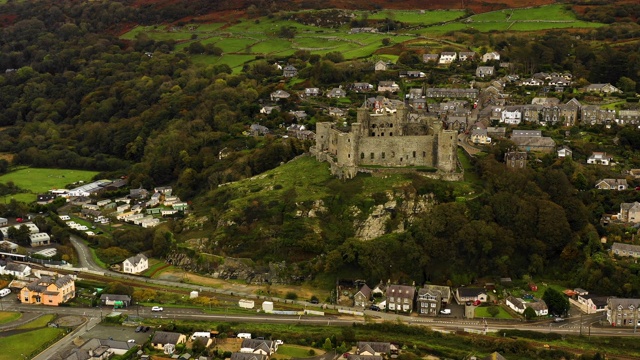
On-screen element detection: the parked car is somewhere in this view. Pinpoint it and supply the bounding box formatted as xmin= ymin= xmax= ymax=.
xmin=554 ymin=318 xmax=565 ymax=323
xmin=151 ymin=306 xmax=163 ymax=312
xmin=440 ymin=309 xmax=451 ymax=315
xmin=310 ymin=299 xmax=319 ymax=304
xmin=143 ymin=326 xmax=150 ymax=332
xmin=369 ymin=304 xmax=381 ymax=311
xmin=135 ymin=326 xmax=143 ymax=332
xmin=472 ymin=300 xmax=481 ymax=306
xmin=127 ymin=339 xmax=135 ymax=343
xmin=275 ymin=340 xmax=284 ymax=346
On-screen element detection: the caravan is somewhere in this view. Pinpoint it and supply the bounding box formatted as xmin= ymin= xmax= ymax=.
xmin=0 ymin=288 xmax=11 ymax=297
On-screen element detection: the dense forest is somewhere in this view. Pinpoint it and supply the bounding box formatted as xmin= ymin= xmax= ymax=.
xmin=2 ymin=0 xmax=640 ymax=295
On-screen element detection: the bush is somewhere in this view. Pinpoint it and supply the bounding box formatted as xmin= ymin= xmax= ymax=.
xmin=285 ymin=291 xmax=298 ymax=300
xmin=308 ymin=349 xmax=316 ymax=356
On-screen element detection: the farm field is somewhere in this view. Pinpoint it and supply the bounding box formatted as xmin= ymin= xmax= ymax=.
xmin=0 ymin=167 xmax=99 ymax=204
xmin=120 ymin=5 xmax=605 ymax=70
xmin=0 ymin=314 xmax=63 ymax=360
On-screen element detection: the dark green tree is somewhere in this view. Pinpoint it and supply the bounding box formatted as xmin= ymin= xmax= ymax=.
xmin=542 ymin=288 xmax=570 ymax=316
xmin=523 ymin=306 xmax=537 ymax=320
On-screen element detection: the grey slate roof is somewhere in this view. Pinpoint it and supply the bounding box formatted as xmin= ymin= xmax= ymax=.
xmin=125 ymin=253 xmax=147 ymax=267
xmin=357 ymin=341 xmax=391 ymax=355
xmin=152 ymin=331 xmax=183 ymax=345
xmin=611 ymin=242 xmax=640 ymax=254
xmin=231 ymin=353 xmax=267 ymax=360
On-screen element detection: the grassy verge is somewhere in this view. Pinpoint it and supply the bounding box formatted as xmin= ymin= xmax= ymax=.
xmin=17 ymin=314 xmax=55 ymax=330
xmin=0 ymin=311 xmax=21 ymax=325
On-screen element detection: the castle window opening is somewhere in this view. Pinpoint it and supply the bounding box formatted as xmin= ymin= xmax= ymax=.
xmin=382 ymin=152 xmax=385 ymax=159
xmin=389 ymin=132 xmax=393 ymax=136
xmin=361 ymin=153 xmax=365 ymax=159
xmin=389 ymin=124 xmax=393 ymax=128
xmin=348 ymin=154 xmax=351 ymax=158
xmin=392 ymin=152 xmax=395 ymax=157
xmin=381 ymin=133 xmax=384 ymax=136
xmin=370 ymin=153 xmax=374 ymax=159
xmin=423 ymin=151 xmax=426 ymax=157
xmin=413 ymin=151 xmax=416 ymax=158
xmin=371 ymin=132 xmax=375 ymax=136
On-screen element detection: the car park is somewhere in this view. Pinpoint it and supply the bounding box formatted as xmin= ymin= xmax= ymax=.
xmin=151 ymin=306 xmax=163 ymax=312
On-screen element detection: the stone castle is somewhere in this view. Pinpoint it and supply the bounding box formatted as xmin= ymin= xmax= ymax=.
xmin=312 ymin=101 xmax=458 ymax=179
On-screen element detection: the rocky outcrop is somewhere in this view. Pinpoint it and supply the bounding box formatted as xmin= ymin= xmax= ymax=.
xmin=354 ymin=191 xmax=435 ymax=241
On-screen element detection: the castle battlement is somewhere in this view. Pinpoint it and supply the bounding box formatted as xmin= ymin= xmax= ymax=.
xmin=315 ymin=102 xmax=458 ymax=179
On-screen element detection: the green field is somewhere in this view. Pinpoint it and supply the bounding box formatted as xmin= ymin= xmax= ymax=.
xmin=120 ymin=5 xmax=606 ymax=69
xmin=475 ymin=305 xmax=515 ymax=319
xmin=0 ymin=167 xmax=99 ymax=203
xmin=276 ymin=345 xmax=325 ymax=358
xmin=0 ymin=311 xmax=21 ymax=325
xmin=0 ymin=327 xmax=65 ymax=360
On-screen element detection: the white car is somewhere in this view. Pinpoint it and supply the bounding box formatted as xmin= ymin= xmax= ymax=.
xmin=275 ymin=340 xmax=284 ymax=346
xmin=440 ymin=309 xmax=451 ymax=315
xmin=127 ymin=339 xmax=135 ymax=343
xmin=151 ymin=306 xmax=163 ymax=312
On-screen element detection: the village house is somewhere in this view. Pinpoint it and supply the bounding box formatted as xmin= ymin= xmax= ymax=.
xmin=270 ymin=90 xmax=290 ymax=102
xmin=231 ymin=353 xmax=267 ymax=360
xmin=240 ymin=339 xmax=278 ymax=356
xmin=260 ymin=105 xmax=280 ymax=115
xmin=327 ymin=87 xmax=348 ymax=98
xmin=487 ymin=127 xmax=506 ymax=139
xmin=595 ymin=179 xmax=628 ymax=191
xmin=378 ymin=81 xmax=400 ymax=93
xmin=422 ymin=54 xmax=439 ymax=63
xmin=249 ymin=124 xmax=270 ymax=136
xmin=455 ymin=288 xmax=488 ymax=304
xmin=20 ymin=275 xmax=75 ymax=306
xmin=611 ymin=242 xmax=640 ymax=258
xmin=65 ymin=338 xmax=136 ymax=360
xmin=425 ymin=88 xmax=479 ymax=99
xmin=151 ymin=331 xmax=187 ymax=352
xmin=417 ymin=285 xmax=451 ymax=316
xmin=606 ymin=298 xmax=640 ymax=327
xmin=618 ymin=110 xmax=640 ymax=126
xmin=303 ymin=88 xmax=321 ymax=97
xmin=374 ymin=60 xmax=389 ymax=71
xmin=0 ymin=262 xmax=31 ymax=277
xmin=356 ymin=342 xmax=393 ymax=357
xmin=576 ymin=293 xmax=608 ymax=314
xmin=581 ymin=105 xmax=616 ymax=126
xmin=122 ymin=254 xmax=148 ymax=274
xmin=482 ymin=51 xmax=500 ymax=62
xmin=510 ymin=129 xmax=555 ymax=153
xmin=470 ymin=128 xmax=491 ymax=144
xmin=350 ymin=27 xmax=377 ymax=34
xmin=583 ymin=83 xmax=621 ymax=94
xmin=282 ymin=65 xmax=297 ymax=78
xmin=505 ymin=150 xmax=528 ymax=169
xmin=351 ymin=82 xmax=374 ymax=93
xmin=475 ymin=66 xmax=494 ymax=78
xmin=37 ymin=194 xmax=56 ymax=205
xmin=354 ymin=284 xmax=372 ymax=308
xmin=557 ymin=146 xmax=572 ymax=158
xmin=587 ymin=152 xmax=613 ymax=165
xmin=619 ymin=202 xmax=640 ymax=223
xmin=328 ymin=107 xmax=346 ymax=118
xmin=500 ymin=107 xmax=522 ymax=125
xmin=458 ymin=51 xmax=476 ymax=61
xmin=100 ymin=293 xmax=132 ymax=307
xmin=438 ymin=52 xmax=457 ymax=64
xmin=386 ymin=284 xmax=416 ymax=312
xmin=506 ymin=296 xmax=549 ymax=317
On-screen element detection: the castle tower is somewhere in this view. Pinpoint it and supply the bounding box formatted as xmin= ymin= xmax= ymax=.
xmin=437 ymin=127 xmax=458 ymax=172
xmin=357 ymin=99 xmax=370 ymax=130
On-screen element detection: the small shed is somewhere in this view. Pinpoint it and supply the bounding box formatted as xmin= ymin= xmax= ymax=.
xmin=190 ymin=291 xmax=199 ymax=299
xmin=262 ymin=301 xmax=274 ymax=312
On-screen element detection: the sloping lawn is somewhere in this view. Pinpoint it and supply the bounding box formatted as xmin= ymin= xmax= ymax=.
xmin=0 ymin=328 xmax=65 ymax=360
xmin=0 ymin=311 xmax=21 ymax=325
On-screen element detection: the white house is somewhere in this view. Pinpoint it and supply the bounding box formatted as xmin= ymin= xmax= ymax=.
xmin=587 ymin=152 xmax=612 ymax=165
xmin=506 ymin=296 xmax=548 ymax=317
xmin=557 ymin=146 xmax=572 ymax=159
xmin=0 ymin=262 xmax=31 ymax=277
xmin=122 ymin=254 xmax=148 ymax=274
xmin=500 ymin=108 xmax=522 ymax=125
xmin=438 ymin=52 xmax=457 ymax=64
xmin=482 ymin=51 xmax=500 ymax=62
xmin=0 ymin=240 xmax=19 ymax=253
xmin=29 ymin=233 xmax=51 ymax=247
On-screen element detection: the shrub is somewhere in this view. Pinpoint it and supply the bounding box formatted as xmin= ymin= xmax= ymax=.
xmin=285 ymin=291 xmax=298 ymax=300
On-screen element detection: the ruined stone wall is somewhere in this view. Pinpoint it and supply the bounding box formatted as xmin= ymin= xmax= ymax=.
xmin=357 ymin=135 xmax=436 ymax=167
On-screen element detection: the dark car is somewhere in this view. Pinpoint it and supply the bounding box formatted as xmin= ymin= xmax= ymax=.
xmin=143 ymin=326 xmax=150 ymax=332
xmin=310 ymin=299 xmax=319 ymax=304
xmin=369 ymin=305 xmax=381 ymax=311
xmin=135 ymin=326 xmax=142 ymax=333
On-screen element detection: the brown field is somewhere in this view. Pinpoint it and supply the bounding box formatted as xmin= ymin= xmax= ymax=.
xmin=155 ymin=268 xmax=325 ymax=300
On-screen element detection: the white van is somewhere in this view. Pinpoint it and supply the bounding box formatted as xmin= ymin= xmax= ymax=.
xmin=0 ymin=288 xmax=11 ymax=297
xmin=237 ymin=333 xmax=252 ymax=339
